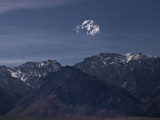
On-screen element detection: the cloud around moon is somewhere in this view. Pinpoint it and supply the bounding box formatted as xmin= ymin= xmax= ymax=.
xmin=76 ymin=20 xmax=100 ymax=36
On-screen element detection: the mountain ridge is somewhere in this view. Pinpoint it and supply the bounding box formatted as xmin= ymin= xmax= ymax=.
xmin=9 ymin=60 xmax=62 ymax=88
xmin=8 ymin=66 xmax=143 ymax=118
xmin=0 ymin=52 xmax=159 ymax=118
xmin=74 ymin=53 xmax=160 ymax=100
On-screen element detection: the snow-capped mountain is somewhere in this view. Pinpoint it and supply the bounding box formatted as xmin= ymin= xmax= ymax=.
xmin=0 ymin=53 xmax=160 ymax=117
xmin=75 ymin=53 xmax=160 ymax=101
xmin=10 ymin=60 xmax=62 ymax=88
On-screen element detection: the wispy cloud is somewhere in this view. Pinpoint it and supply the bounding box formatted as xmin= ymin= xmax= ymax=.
xmin=0 ymin=0 xmax=85 ymax=13
xmin=76 ymin=20 xmax=100 ymax=36
xmin=0 ymin=59 xmax=24 ymax=65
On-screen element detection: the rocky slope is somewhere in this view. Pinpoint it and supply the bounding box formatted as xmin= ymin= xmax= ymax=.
xmin=74 ymin=53 xmax=160 ymax=101
xmin=8 ymin=67 xmax=143 ymax=118
xmin=10 ymin=60 xmax=61 ymax=88
xmin=0 ymin=66 xmax=32 ymax=101
xmin=0 ymin=87 xmax=15 ymax=116
xmin=144 ymin=87 xmax=160 ymax=117
xmin=0 ymin=60 xmax=61 ymax=115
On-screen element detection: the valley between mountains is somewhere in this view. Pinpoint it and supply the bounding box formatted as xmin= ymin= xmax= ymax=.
xmin=0 ymin=53 xmax=160 ymax=119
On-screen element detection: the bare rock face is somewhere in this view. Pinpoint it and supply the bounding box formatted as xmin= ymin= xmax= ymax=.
xmin=10 ymin=60 xmax=62 ymax=88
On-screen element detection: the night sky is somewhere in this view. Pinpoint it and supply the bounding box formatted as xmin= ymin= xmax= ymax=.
xmin=0 ymin=0 xmax=160 ymax=66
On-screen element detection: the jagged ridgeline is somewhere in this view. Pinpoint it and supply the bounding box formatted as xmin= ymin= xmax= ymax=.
xmin=0 ymin=53 xmax=160 ymax=118
xmin=9 ymin=60 xmax=62 ymax=88
xmin=75 ymin=53 xmax=160 ymax=100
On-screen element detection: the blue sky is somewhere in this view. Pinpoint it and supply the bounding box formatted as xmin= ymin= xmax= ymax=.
xmin=0 ymin=0 xmax=160 ymax=66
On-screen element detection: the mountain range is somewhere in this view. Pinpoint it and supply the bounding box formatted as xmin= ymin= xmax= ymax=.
xmin=75 ymin=53 xmax=160 ymax=101
xmin=0 ymin=53 xmax=160 ymax=118
xmin=8 ymin=67 xmax=143 ymax=118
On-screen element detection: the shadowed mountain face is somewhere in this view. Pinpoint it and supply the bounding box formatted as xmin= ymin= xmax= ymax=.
xmin=144 ymin=88 xmax=160 ymax=117
xmin=0 ymin=66 xmax=32 ymax=115
xmin=0 ymin=60 xmax=61 ymax=116
xmin=0 ymin=87 xmax=15 ymax=116
xmin=74 ymin=53 xmax=160 ymax=101
xmin=8 ymin=67 xmax=143 ymax=118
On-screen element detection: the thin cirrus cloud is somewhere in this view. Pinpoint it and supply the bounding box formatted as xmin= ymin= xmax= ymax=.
xmin=0 ymin=59 xmax=24 ymax=65
xmin=76 ymin=20 xmax=100 ymax=36
xmin=0 ymin=0 xmax=87 ymax=13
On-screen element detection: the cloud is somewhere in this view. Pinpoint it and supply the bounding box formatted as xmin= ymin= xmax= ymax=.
xmin=0 ymin=0 xmax=85 ymax=13
xmin=76 ymin=20 xmax=100 ymax=36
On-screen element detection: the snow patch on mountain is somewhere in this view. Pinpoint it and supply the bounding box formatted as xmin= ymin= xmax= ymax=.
xmin=40 ymin=63 xmax=44 ymax=67
xmin=125 ymin=53 xmax=154 ymax=63
xmin=9 ymin=69 xmax=28 ymax=82
xmin=9 ymin=60 xmax=62 ymax=87
xmin=10 ymin=70 xmax=19 ymax=78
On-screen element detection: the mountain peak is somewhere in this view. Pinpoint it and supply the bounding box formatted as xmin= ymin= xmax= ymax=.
xmin=78 ymin=53 xmax=154 ymax=68
xmin=17 ymin=60 xmax=60 ymax=69
xmin=9 ymin=60 xmax=62 ymax=87
xmin=75 ymin=52 xmax=160 ymax=101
